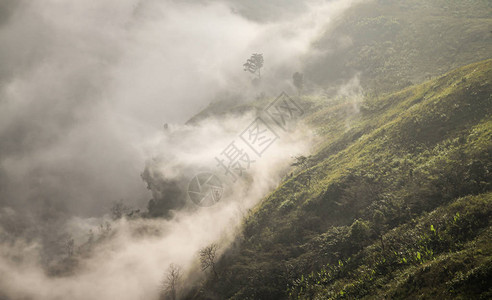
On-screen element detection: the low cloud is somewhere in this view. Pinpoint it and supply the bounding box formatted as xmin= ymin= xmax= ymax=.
xmin=0 ymin=0 xmax=363 ymax=298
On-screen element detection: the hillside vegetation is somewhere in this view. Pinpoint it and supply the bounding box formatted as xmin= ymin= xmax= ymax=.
xmin=189 ymin=59 xmax=492 ymax=299
xmin=306 ymin=0 xmax=492 ymax=93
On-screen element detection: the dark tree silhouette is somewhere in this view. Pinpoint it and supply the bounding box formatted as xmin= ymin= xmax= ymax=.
xmin=199 ymin=243 xmax=219 ymax=279
xmin=243 ymin=53 xmax=264 ymax=79
xmin=161 ymin=263 xmax=181 ymax=300
xmin=291 ymin=155 xmax=309 ymax=168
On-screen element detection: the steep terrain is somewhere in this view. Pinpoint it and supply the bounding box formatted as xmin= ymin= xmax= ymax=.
xmin=146 ymin=0 xmax=492 ymax=222
xmin=189 ymin=59 xmax=492 ymax=299
xmin=305 ymin=0 xmax=492 ymax=93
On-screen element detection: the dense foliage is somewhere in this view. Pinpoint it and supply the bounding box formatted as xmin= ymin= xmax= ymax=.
xmin=189 ymin=59 xmax=492 ymax=299
xmin=304 ymin=0 xmax=491 ymax=94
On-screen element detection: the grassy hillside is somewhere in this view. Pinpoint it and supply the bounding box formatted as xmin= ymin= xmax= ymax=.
xmin=305 ymin=0 xmax=492 ymax=93
xmin=189 ymin=59 xmax=492 ymax=299
xmin=187 ymin=0 xmax=492 ymax=126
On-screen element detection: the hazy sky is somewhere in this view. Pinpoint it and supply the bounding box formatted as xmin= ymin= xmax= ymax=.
xmin=0 ymin=0 xmax=361 ymax=217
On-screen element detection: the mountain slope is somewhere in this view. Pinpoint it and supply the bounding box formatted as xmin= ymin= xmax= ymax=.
xmin=189 ymin=59 xmax=492 ymax=299
xmin=305 ymin=0 xmax=492 ymax=93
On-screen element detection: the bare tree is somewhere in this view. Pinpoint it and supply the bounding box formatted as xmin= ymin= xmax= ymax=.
xmin=199 ymin=243 xmax=219 ymax=279
xmin=291 ymin=155 xmax=309 ymax=168
xmin=161 ymin=263 xmax=181 ymax=300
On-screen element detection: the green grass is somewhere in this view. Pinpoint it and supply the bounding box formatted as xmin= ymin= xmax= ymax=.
xmin=289 ymin=193 xmax=492 ymax=299
xmin=188 ymin=59 xmax=492 ymax=299
xmin=306 ymin=0 xmax=492 ymax=94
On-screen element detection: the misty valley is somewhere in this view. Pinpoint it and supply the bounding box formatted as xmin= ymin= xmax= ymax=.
xmin=0 ymin=0 xmax=491 ymax=300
